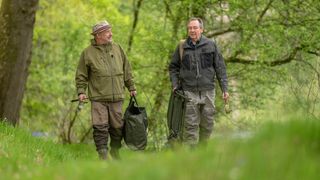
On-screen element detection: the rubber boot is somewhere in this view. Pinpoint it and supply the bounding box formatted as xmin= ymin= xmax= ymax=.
xmin=98 ymin=149 xmax=108 ymax=160
xmin=110 ymin=148 xmax=120 ymax=160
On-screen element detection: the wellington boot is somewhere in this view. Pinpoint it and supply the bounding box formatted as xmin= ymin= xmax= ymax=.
xmin=98 ymin=149 xmax=108 ymax=160
xmin=110 ymin=149 xmax=120 ymax=160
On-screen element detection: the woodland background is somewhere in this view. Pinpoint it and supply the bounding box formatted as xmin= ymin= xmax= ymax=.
xmin=0 ymin=0 xmax=319 ymax=149
xmin=0 ymin=0 xmax=319 ymax=179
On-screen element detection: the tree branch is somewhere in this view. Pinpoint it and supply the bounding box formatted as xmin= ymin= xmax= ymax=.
xmin=268 ymin=46 xmax=301 ymax=66
xmin=227 ymin=57 xmax=257 ymax=65
xmin=298 ymin=59 xmax=320 ymax=77
xmin=307 ymin=50 xmax=320 ymax=57
xmin=127 ymin=0 xmax=144 ymax=53
xmin=257 ymin=0 xmax=274 ymax=24
xmin=206 ymin=27 xmax=236 ymax=38
xmin=226 ymin=46 xmax=301 ymax=66
xmin=80 ymin=127 xmax=92 ymax=143
xmin=230 ymin=0 xmax=274 ymax=58
xmin=163 ymin=0 xmax=173 ymax=17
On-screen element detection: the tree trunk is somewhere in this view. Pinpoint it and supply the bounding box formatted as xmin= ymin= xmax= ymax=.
xmin=0 ymin=0 xmax=39 ymax=125
xmin=127 ymin=0 xmax=143 ymax=53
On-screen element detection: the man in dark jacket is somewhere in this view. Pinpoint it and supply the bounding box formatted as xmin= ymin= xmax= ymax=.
xmin=169 ymin=17 xmax=229 ymax=146
xmin=75 ymin=20 xmax=136 ymax=160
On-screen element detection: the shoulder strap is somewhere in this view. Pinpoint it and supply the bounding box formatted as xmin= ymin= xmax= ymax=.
xmin=179 ymin=39 xmax=185 ymax=62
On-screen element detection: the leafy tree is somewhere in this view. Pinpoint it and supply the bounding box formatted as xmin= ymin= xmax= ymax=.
xmin=18 ymin=0 xmax=319 ymax=149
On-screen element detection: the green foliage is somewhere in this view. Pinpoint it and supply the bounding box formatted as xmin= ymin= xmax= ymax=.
xmin=218 ymin=0 xmax=320 ymax=108
xmin=19 ymin=0 xmax=320 ymax=149
xmin=1 ymin=1 xmax=317 ymax=178
xmin=1 ymin=118 xmax=319 ymax=179
xmin=22 ymin=0 xmax=133 ymax=141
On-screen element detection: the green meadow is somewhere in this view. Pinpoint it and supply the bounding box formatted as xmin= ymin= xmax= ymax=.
xmin=1 ymin=117 xmax=319 ymax=180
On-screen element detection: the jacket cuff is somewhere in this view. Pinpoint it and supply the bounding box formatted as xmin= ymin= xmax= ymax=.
xmin=77 ymin=88 xmax=86 ymax=95
xmin=128 ymin=85 xmax=136 ymax=91
xmin=221 ymin=86 xmax=228 ymax=93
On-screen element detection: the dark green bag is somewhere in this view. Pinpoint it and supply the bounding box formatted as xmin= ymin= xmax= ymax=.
xmin=123 ymin=96 xmax=148 ymax=150
xmin=167 ymin=90 xmax=189 ymax=142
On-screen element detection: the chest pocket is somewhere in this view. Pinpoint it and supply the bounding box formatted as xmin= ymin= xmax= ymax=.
xmin=87 ymin=53 xmax=110 ymax=77
xmin=181 ymin=54 xmax=191 ymax=70
xmin=112 ymin=51 xmax=124 ymax=75
xmin=200 ymin=51 xmax=214 ymax=69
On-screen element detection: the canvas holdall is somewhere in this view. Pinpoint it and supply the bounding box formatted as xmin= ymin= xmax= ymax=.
xmin=123 ymin=96 xmax=148 ymax=150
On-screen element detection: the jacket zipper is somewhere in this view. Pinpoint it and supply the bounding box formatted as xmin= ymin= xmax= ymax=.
xmin=110 ymin=51 xmax=115 ymax=101
xmin=194 ymin=46 xmax=200 ymax=92
xmin=105 ymin=46 xmax=115 ymax=101
xmin=195 ymin=45 xmax=202 ymax=99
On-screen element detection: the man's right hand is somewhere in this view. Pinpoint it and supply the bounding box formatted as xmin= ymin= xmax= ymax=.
xmin=223 ymin=92 xmax=229 ymax=103
xmin=78 ymin=93 xmax=87 ymax=102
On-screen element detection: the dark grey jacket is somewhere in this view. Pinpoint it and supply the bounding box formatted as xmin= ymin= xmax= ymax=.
xmin=169 ymin=35 xmax=228 ymax=92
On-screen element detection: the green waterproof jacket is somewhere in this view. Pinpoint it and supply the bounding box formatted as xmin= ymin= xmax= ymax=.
xmin=75 ymin=40 xmax=135 ymax=102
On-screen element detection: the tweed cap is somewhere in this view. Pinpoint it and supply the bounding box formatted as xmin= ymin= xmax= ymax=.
xmin=91 ymin=20 xmax=111 ymax=35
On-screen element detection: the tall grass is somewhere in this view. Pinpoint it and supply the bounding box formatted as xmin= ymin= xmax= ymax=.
xmin=1 ymin=117 xmax=319 ymax=179
xmin=0 ymin=122 xmax=96 ymax=179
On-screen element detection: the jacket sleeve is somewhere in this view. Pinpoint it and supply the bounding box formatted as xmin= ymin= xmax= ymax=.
xmin=120 ymin=45 xmax=136 ymax=91
xmin=212 ymin=42 xmax=228 ymax=93
xmin=168 ymin=45 xmax=181 ymax=89
xmin=75 ymin=52 xmax=88 ymax=95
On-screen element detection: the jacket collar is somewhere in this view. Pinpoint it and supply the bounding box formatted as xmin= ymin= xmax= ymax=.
xmin=91 ymin=39 xmax=113 ymax=50
xmin=184 ymin=35 xmax=210 ymax=49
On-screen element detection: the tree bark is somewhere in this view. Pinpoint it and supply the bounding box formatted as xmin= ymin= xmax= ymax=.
xmin=0 ymin=0 xmax=39 ymax=125
xmin=127 ymin=0 xmax=143 ymax=53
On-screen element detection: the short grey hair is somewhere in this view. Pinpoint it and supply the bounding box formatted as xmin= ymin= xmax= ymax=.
xmin=188 ymin=17 xmax=204 ymax=29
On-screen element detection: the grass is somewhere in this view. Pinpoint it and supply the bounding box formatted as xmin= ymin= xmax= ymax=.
xmin=1 ymin=117 xmax=319 ymax=180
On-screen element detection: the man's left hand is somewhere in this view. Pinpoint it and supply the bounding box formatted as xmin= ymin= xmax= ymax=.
xmin=130 ymin=90 xmax=137 ymax=97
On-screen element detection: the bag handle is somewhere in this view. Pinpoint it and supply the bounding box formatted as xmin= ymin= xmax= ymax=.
xmin=174 ymin=90 xmax=187 ymax=99
xmin=129 ymin=96 xmax=139 ymax=107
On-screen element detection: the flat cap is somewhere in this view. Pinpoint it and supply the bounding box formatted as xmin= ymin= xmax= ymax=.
xmin=91 ymin=20 xmax=111 ymax=35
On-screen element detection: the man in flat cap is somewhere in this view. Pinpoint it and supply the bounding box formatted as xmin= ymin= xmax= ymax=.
xmin=75 ymin=20 xmax=136 ymax=160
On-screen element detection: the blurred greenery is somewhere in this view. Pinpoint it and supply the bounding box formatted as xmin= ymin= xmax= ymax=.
xmin=1 ymin=0 xmax=318 ymax=178
xmin=15 ymin=0 xmax=320 ymax=150
xmin=1 ymin=116 xmax=319 ymax=179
